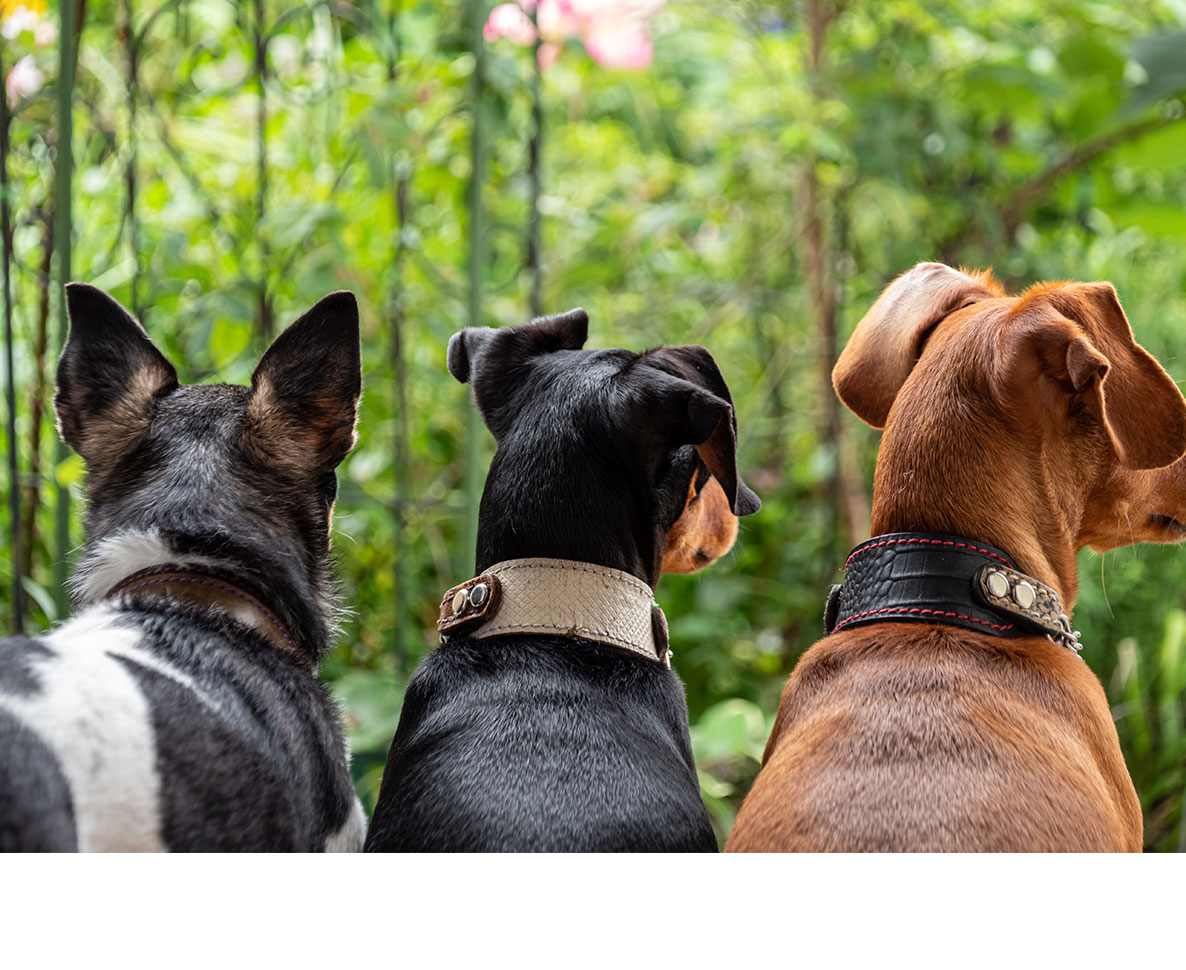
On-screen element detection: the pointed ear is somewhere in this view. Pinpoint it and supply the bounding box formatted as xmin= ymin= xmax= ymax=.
xmin=244 ymin=291 xmax=361 ymax=476
xmin=1042 ymin=283 xmax=1186 ymax=469
xmin=447 ymin=308 xmax=588 ymax=384
xmin=54 ymin=283 xmax=178 ymax=465
xmin=834 ymin=262 xmax=998 ymax=428
xmin=644 ymin=345 xmax=760 ymax=517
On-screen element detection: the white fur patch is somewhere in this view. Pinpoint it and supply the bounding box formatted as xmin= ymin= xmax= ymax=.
xmin=0 ymin=607 xmax=170 ymax=850
xmin=325 ymin=797 xmax=367 ymax=852
xmin=71 ymin=529 xmax=227 ymax=604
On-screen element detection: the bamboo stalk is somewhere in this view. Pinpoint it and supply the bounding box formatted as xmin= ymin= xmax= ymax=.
xmin=20 ymin=221 xmax=52 ymax=584
xmin=122 ymin=0 xmax=142 ymax=319
xmin=526 ymin=8 xmax=542 ymax=318
xmin=463 ymin=0 xmax=489 ymax=573
xmin=53 ymin=0 xmax=79 ymax=615
xmin=253 ymin=0 xmax=272 ymax=340
xmin=799 ymin=0 xmax=864 ymax=553
xmin=0 ymin=43 xmax=25 ymax=634
xmin=388 ymin=0 xmax=410 ymax=670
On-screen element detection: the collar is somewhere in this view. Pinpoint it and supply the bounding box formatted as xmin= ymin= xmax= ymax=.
xmin=824 ymin=532 xmax=1082 ymax=654
xmin=104 ymin=566 xmax=300 ymax=656
xmin=438 ymin=557 xmax=671 ymax=666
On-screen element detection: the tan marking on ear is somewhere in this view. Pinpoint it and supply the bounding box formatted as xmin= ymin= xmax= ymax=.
xmin=661 ymin=476 xmax=740 ymax=575
xmin=58 ymin=366 xmax=171 ymax=468
xmin=243 ymin=376 xmax=359 ymax=477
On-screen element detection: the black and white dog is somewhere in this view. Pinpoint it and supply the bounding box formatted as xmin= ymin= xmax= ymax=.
xmin=365 ymin=310 xmax=760 ymax=851
xmin=0 ymin=284 xmax=366 ymax=851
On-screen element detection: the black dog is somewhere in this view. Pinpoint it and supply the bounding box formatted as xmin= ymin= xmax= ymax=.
xmin=365 ymin=310 xmax=759 ymax=851
xmin=0 ymin=284 xmax=365 ymax=851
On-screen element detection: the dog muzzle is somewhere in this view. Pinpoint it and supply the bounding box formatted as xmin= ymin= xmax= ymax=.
xmin=438 ymin=557 xmax=672 ymax=667
xmin=824 ymin=532 xmax=1082 ymax=654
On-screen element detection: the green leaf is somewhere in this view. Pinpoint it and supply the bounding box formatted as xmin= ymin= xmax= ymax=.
xmin=208 ymin=317 xmax=252 ymax=369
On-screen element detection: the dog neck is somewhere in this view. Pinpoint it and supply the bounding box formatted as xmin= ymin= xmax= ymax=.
xmin=102 ymin=565 xmax=300 ymax=656
xmin=72 ymin=529 xmax=324 ymax=658
xmin=474 ymin=450 xmax=659 ymax=588
xmin=826 ymin=531 xmax=1082 ymax=653
xmin=872 ymin=401 xmax=1083 ymax=608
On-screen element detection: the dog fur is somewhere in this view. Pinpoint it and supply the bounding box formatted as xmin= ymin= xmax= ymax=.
xmin=0 ymin=284 xmax=366 ymax=851
xmin=364 ymin=309 xmax=759 ymax=851
xmin=727 ymin=262 xmax=1186 ymax=852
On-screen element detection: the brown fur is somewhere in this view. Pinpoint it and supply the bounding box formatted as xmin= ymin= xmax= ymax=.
xmin=727 ymin=262 xmax=1186 ymax=852
xmin=242 ymin=380 xmax=359 ymax=478
xmin=661 ymin=475 xmax=739 ymax=574
xmin=55 ymin=343 xmax=178 ymax=477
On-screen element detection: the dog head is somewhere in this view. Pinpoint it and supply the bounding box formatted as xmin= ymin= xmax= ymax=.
xmin=56 ymin=284 xmax=361 ymax=646
xmin=448 ymin=309 xmax=759 ymax=585
xmin=833 ymin=262 xmax=1186 ymax=596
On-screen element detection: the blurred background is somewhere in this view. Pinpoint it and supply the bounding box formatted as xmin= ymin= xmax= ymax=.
xmin=2 ymin=0 xmax=1186 ymax=848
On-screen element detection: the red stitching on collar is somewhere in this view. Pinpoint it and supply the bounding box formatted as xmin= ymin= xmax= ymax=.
xmin=833 ymin=605 xmax=1015 ymax=633
xmin=844 ymin=537 xmax=1017 ymax=572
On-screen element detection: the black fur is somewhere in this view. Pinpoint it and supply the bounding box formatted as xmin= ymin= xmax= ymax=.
xmin=0 ymin=711 xmax=78 ymax=852
xmin=365 ymin=310 xmax=759 ymax=852
xmin=0 ymin=285 xmax=365 ymax=851
xmin=109 ymin=606 xmax=354 ymax=851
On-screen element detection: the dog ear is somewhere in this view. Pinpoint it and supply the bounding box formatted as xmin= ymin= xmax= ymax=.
xmin=54 ymin=283 xmax=179 ymax=465
xmin=447 ymin=308 xmax=589 ymax=384
xmin=644 ymin=345 xmax=761 ymax=516
xmin=834 ymin=262 xmax=998 ymax=428
xmin=1041 ymin=283 xmax=1186 ymax=469
xmin=245 ymin=291 xmax=361 ymax=475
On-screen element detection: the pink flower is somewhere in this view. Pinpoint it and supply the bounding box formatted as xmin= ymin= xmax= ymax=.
xmin=583 ymin=15 xmax=654 ymax=69
xmin=6 ymin=54 xmax=43 ymax=106
xmin=484 ymin=0 xmax=664 ymax=70
xmin=484 ymin=3 xmax=537 ymax=46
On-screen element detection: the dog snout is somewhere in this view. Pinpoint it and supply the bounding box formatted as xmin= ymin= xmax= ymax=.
xmin=661 ymin=476 xmax=740 ymax=574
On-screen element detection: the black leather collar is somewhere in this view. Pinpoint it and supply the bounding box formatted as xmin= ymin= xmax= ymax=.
xmin=824 ymin=532 xmax=1081 ymax=653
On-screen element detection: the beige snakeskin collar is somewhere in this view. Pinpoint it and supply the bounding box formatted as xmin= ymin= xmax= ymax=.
xmin=438 ymin=557 xmax=671 ymax=666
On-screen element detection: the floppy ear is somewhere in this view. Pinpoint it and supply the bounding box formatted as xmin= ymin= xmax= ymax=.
xmin=244 ymin=291 xmax=361 ymax=476
xmin=54 ymin=283 xmax=178 ymax=465
xmin=834 ymin=262 xmax=998 ymax=428
xmin=644 ymin=345 xmax=761 ymax=517
xmin=447 ymin=308 xmax=588 ymax=384
xmin=1042 ymin=283 xmax=1186 ymax=469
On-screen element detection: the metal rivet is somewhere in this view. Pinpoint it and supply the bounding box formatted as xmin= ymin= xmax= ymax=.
xmin=1012 ymin=581 xmax=1036 ymax=609
xmin=986 ymin=570 xmax=1010 ymax=598
xmin=470 ymin=583 xmax=488 ymax=608
xmin=452 ymin=589 xmax=469 ymax=615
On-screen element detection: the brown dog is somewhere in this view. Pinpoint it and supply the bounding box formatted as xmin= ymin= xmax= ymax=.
xmin=727 ymin=262 xmax=1186 ymax=852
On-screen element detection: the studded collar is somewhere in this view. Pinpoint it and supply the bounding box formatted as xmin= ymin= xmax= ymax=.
xmin=824 ymin=532 xmax=1082 ymax=654
xmin=437 ymin=557 xmax=671 ymax=666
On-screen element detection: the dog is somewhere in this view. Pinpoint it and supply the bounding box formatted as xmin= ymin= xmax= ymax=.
xmin=727 ymin=262 xmax=1186 ymax=852
xmin=0 ymin=283 xmax=367 ymax=851
xmin=364 ymin=309 xmax=760 ymax=851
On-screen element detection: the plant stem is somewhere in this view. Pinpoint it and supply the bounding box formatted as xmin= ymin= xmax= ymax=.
xmin=53 ymin=0 xmax=80 ymax=616
xmin=0 ymin=42 xmax=24 ymax=634
xmin=464 ymin=0 xmax=489 ymax=574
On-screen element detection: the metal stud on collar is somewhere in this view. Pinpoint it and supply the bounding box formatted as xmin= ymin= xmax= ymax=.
xmin=979 ymin=567 xmax=1082 ymax=655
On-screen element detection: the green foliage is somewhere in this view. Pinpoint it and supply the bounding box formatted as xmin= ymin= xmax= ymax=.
xmin=3 ymin=0 xmax=1186 ymax=848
